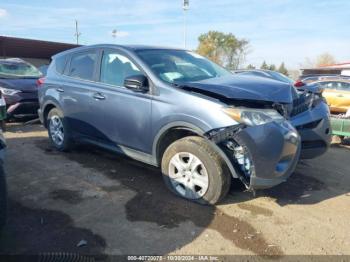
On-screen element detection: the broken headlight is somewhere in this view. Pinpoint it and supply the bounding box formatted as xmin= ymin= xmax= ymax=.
xmin=226 ymin=140 xmax=253 ymax=178
xmin=223 ymin=107 xmax=284 ymax=126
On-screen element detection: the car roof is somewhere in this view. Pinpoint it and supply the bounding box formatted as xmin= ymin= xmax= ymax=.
xmin=53 ymin=44 xmax=187 ymax=58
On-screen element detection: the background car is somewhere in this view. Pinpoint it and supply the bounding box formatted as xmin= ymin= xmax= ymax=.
xmin=233 ymin=69 xmax=295 ymax=84
xmin=233 ymin=69 xmax=309 ymax=88
xmin=315 ymin=80 xmax=350 ymax=113
xmin=0 ymin=130 xmax=6 ymax=231
xmin=296 ymin=75 xmax=350 ymax=87
xmin=0 ymin=58 xmax=42 ymax=119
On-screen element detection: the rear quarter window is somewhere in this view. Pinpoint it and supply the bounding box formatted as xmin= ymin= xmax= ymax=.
xmin=55 ymin=55 xmax=67 ymax=74
xmin=68 ymin=51 xmax=97 ymax=81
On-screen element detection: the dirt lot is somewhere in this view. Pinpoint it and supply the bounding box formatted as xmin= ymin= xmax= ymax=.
xmin=1 ymin=123 xmax=350 ymax=259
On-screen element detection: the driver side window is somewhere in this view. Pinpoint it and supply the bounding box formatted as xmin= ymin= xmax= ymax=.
xmin=100 ymin=50 xmax=141 ymax=87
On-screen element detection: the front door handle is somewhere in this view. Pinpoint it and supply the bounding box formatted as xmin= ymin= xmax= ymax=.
xmin=93 ymin=92 xmax=106 ymax=100
xmin=56 ymin=88 xmax=64 ymax=92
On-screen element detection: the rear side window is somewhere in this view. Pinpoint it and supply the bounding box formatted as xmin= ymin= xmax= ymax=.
xmin=68 ymin=51 xmax=97 ymax=81
xmin=318 ymin=82 xmax=333 ymax=89
xmin=0 ymin=60 xmax=42 ymax=78
xmin=320 ymin=81 xmax=350 ymax=90
xmin=339 ymin=82 xmax=350 ymax=90
xmin=55 ymin=55 xmax=67 ymax=74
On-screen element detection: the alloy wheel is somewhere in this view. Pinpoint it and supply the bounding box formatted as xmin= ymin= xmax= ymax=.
xmin=168 ymin=152 xmax=209 ymax=199
xmin=49 ymin=115 xmax=64 ymax=146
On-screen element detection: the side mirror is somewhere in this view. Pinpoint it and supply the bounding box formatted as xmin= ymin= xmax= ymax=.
xmin=124 ymin=75 xmax=149 ymax=92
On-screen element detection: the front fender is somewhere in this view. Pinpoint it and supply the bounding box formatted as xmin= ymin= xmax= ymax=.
xmin=152 ymin=120 xmax=239 ymax=179
xmin=152 ymin=120 xmax=207 ymax=158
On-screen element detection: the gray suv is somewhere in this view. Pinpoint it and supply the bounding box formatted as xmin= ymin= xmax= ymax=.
xmin=38 ymin=45 xmax=331 ymax=204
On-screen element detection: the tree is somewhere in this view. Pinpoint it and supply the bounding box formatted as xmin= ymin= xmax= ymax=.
xmin=260 ymin=61 xmax=269 ymax=70
xmin=300 ymin=53 xmax=337 ymax=68
xmin=246 ymin=64 xmax=256 ymax=69
xmin=197 ymin=31 xmax=249 ymax=70
xmin=315 ymin=53 xmax=336 ymax=67
xmin=269 ymin=64 xmax=276 ymax=71
xmin=278 ymin=62 xmax=289 ymax=76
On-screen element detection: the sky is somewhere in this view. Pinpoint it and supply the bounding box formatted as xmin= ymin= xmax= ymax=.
xmin=0 ymin=0 xmax=349 ymax=69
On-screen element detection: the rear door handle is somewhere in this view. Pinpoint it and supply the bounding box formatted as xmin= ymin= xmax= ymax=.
xmin=93 ymin=92 xmax=106 ymax=100
xmin=56 ymin=88 xmax=64 ymax=92
xmin=336 ymin=94 xmax=344 ymax=97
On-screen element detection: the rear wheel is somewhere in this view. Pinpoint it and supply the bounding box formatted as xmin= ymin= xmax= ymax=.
xmin=47 ymin=108 xmax=74 ymax=151
xmin=161 ymin=136 xmax=231 ymax=205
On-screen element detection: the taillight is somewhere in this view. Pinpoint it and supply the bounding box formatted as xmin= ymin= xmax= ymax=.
xmin=294 ymin=80 xmax=305 ymax=88
xmin=36 ymin=77 xmax=46 ymax=87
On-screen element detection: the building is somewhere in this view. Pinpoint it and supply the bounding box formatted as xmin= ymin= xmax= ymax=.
xmin=301 ymin=62 xmax=350 ymax=77
xmin=0 ymin=36 xmax=79 ymax=67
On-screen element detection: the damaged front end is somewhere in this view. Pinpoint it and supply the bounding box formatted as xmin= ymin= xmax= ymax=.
xmin=205 ymin=120 xmax=301 ymax=190
xmin=178 ymin=76 xmax=324 ymax=189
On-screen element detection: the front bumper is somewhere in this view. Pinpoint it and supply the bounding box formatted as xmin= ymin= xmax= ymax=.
xmin=291 ymin=101 xmax=331 ymax=159
xmin=207 ymin=121 xmax=301 ymax=190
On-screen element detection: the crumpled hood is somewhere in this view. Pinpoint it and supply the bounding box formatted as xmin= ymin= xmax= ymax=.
xmin=0 ymin=78 xmax=38 ymax=92
xmin=187 ymin=75 xmax=297 ymax=104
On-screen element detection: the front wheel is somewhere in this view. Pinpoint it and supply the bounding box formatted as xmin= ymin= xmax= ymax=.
xmin=161 ymin=136 xmax=231 ymax=205
xmin=47 ymin=108 xmax=74 ymax=151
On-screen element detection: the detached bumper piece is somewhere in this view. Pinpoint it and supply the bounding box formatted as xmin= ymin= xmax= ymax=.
xmin=7 ymin=101 xmax=39 ymax=118
xmin=4 ymin=90 xmax=39 ymax=118
xmin=206 ymin=121 xmax=301 ymax=190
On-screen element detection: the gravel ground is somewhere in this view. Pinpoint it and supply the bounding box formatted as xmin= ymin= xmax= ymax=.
xmin=0 ymin=123 xmax=349 ymax=260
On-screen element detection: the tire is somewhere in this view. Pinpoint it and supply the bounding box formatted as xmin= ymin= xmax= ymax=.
xmin=0 ymin=121 xmax=5 ymax=132
xmin=339 ymin=136 xmax=345 ymax=145
xmin=47 ymin=108 xmax=74 ymax=151
xmin=161 ymin=136 xmax=231 ymax=205
xmin=0 ymin=164 xmax=7 ymax=232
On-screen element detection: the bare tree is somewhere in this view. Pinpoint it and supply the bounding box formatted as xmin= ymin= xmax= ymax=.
xmin=300 ymin=53 xmax=337 ymax=68
xmin=315 ymin=53 xmax=336 ymax=67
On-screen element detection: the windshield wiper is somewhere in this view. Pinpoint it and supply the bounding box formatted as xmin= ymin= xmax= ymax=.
xmin=172 ymin=82 xmax=196 ymax=90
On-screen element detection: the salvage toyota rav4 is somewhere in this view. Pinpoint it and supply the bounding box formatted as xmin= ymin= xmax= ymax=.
xmin=38 ymin=45 xmax=331 ymax=204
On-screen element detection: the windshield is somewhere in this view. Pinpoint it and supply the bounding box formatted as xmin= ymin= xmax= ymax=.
xmin=136 ymin=49 xmax=231 ymax=84
xmin=0 ymin=61 xmax=42 ymax=78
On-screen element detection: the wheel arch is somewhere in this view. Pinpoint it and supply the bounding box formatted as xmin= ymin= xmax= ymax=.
xmin=153 ymin=122 xmax=205 ymax=166
xmin=42 ymin=100 xmax=62 ymax=128
xmin=152 ymin=122 xmax=239 ymax=179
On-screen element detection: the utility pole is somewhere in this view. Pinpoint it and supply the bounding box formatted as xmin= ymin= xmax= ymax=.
xmin=74 ymin=20 xmax=81 ymax=45
xmin=183 ymin=0 xmax=189 ymax=49
xmin=112 ymin=29 xmax=117 ymax=42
